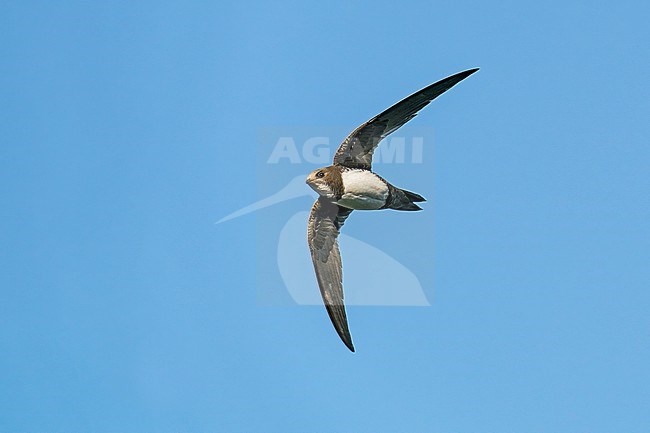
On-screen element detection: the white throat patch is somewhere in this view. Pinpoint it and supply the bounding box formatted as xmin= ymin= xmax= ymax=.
xmin=337 ymin=170 xmax=389 ymax=210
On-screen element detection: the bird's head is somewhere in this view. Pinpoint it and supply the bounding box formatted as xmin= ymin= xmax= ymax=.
xmin=306 ymin=166 xmax=341 ymax=199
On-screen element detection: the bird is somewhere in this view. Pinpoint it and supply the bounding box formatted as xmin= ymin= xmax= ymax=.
xmin=305 ymin=68 xmax=479 ymax=352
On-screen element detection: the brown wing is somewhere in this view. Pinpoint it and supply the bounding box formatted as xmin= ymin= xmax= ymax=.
xmin=307 ymin=198 xmax=355 ymax=352
xmin=333 ymin=68 xmax=479 ymax=170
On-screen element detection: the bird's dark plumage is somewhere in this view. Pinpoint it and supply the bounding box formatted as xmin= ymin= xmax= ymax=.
xmin=307 ymin=198 xmax=355 ymax=351
xmin=307 ymin=68 xmax=479 ymax=351
xmin=333 ymin=68 xmax=479 ymax=170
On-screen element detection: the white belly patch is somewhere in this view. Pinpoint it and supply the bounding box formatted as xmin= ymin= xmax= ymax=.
xmin=337 ymin=170 xmax=389 ymax=210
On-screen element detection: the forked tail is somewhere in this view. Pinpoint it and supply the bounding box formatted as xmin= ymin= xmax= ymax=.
xmin=383 ymin=185 xmax=426 ymax=211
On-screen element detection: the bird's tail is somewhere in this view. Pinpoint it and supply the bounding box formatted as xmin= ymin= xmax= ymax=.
xmin=384 ymin=185 xmax=426 ymax=211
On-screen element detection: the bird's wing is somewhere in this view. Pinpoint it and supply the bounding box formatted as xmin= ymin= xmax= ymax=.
xmin=308 ymin=197 xmax=355 ymax=352
xmin=333 ymin=68 xmax=479 ymax=170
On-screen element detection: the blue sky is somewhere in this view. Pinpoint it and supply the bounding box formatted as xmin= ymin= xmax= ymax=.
xmin=1 ymin=1 xmax=649 ymax=432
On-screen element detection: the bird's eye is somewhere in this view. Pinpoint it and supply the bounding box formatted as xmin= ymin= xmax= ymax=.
xmin=316 ymin=171 xmax=325 ymax=178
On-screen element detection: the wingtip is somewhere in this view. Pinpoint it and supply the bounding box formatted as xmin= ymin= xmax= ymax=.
xmin=336 ymin=327 xmax=356 ymax=352
xmin=439 ymin=67 xmax=480 ymax=87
